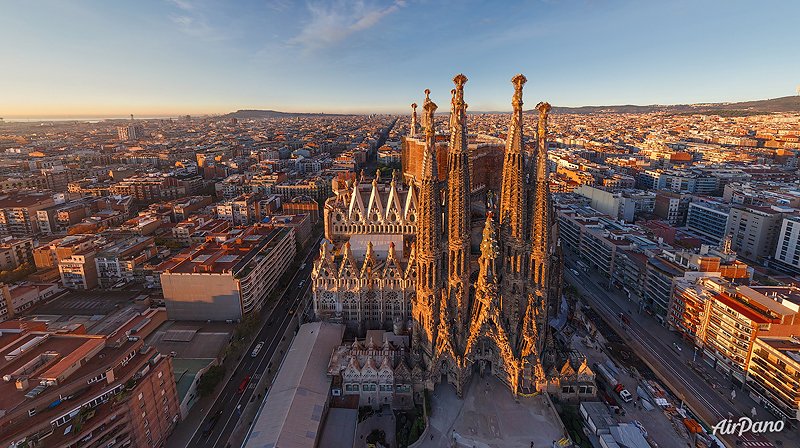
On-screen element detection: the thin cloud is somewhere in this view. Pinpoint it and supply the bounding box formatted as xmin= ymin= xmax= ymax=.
xmin=266 ymin=0 xmax=293 ymax=12
xmin=166 ymin=0 xmax=228 ymax=41
xmin=168 ymin=0 xmax=194 ymax=11
xmin=289 ymin=0 xmax=406 ymax=50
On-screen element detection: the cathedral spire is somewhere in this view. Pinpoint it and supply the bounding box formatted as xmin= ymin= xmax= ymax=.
xmin=446 ymin=74 xmax=472 ymax=345
xmin=500 ymin=74 xmax=527 ymax=241
xmin=498 ymin=74 xmax=528 ymax=338
xmin=413 ymin=93 xmax=442 ymax=366
xmin=421 ymin=89 xmax=432 ymax=132
xmin=530 ymin=101 xmax=552 ymax=288
xmin=410 ymin=102 xmax=420 ymax=136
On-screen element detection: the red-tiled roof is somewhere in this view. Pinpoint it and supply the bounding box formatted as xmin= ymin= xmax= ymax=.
xmin=712 ymin=292 xmax=778 ymax=325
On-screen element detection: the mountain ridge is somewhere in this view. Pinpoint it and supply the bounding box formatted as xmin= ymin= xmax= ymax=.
xmin=537 ymin=95 xmax=800 ymax=115
xmin=220 ymin=96 xmax=800 ymax=118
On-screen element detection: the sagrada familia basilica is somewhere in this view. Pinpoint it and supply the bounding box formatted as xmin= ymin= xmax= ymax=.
xmin=313 ymin=74 xmax=563 ymax=397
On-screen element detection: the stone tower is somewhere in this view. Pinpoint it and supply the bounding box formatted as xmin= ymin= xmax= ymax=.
xmin=445 ymin=74 xmax=472 ymax=348
xmin=412 ymin=95 xmax=442 ymax=373
xmin=498 ymin=74 xmax=529 ymax=346
xmin=530 ymin=102 xmax=552 ymax=292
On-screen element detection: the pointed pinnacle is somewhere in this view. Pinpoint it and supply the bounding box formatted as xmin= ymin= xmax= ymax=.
xmin=536 ymin=101 xmax=552 ymax=114
xmin=423 ymin=97 xmax=437 ymax=115
xmin=512 ymin=74 xmax=526 ymax=110
xmin=453 ymin=73 xmax=468 ymax=89
xmin=512 ymin=74 xmax=527 ymax=89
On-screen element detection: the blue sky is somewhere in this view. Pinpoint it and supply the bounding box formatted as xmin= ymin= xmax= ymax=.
xmin=1 ymin=0 xmax=798 ymax=116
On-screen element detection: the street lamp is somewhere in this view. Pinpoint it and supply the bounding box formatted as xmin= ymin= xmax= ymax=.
xmin=693 ymin=346 xmax=698 ymax=363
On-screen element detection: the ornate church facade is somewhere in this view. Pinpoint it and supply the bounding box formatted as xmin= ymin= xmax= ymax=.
xmin=312 ymin=74 xmax=563 ymax=397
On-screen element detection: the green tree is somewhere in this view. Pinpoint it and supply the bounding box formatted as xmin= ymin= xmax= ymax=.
xmin=197 ymin=365 xmax=226 ymax=396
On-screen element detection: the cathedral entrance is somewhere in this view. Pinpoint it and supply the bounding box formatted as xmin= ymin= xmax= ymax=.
xmin=439 ymin=359 xmax=456 ymax=387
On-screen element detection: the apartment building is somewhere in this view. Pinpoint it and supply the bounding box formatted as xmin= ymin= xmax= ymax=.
xmin=746 ymin=336 xmax=800 ymax=421
xmin=260 ymin=214 xmax=311 ymax=248
xmin=110 ymin=175 xmax=201 ymax=203
xmin=215 ymin=174 xmax=248 ymax=200
xmin=558 ymin=205 xmax=654 ymax=284
xmin=160 ymin=226 xmax=296 ymax=320
xmin=282 ymin=195 xmax=320 ymax=223
xmin=94 ymin=236 xmax=157 ymax=288
xmin=0 ymin=283 xmax=61 ymax=321
xmin=0 ymin=175 xmax=48 ymax=193
xmin=668 ymin=277 xmax=800 ymax=384
xmin=686 ymin=199 xmax=730 ymax=245
xmin=58 ymin=251 xmax=98 ymax=290
xmin=0 ymin=237 xmax=34 ymax=271
xmin=771 ymin=215 xmax=800 ymax=276
xmin=118 ymin=123 xmax=145 ymax=141
xmin=275 ymin=176 xmax=333 ymax=203
xmin=725 ymin=205 xmax=787 ymax=262
xmin=653 ymin=191 xmax=691 ymax=226
xmin=644 ymin=257 xmax=685 ymax=323
xmin=573 ymin=185 xmax=655 ymax=223
xmin=33 ymin=235 xmax=99 ymax=270
xmin=0 ymin=192 xmax=58 ymax=237
xmin=171 ymin=195 xmax=213 ymax=222
xmin=0 ymin=312 xmax=180 ymax=448
xmin=638 ymin=169 xmax=719 ymax=195
xmin=215 ymin=193 xmax=262 ymax=225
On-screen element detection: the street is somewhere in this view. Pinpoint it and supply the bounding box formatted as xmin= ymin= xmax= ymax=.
xmin=183 ymin=235 xmax=322 ymax=448
xmin=562 ymin=256 xmax=795 ymax=447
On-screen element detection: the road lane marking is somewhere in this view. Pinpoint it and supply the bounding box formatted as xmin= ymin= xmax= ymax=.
xmin=566 ymin=269 xmax=728 ymax=419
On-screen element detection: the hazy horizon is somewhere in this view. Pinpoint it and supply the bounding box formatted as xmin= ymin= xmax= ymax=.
xmin=4 ymin=92 xmax=799 ymax=121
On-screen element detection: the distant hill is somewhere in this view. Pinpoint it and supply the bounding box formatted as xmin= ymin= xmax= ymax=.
xmin=223 ymin=96 xmax=800 ymax=118
xmin=536 ymin=96 xmax=800 ymax=115
xmin=219 ymin=109 xmax=350 ymax=119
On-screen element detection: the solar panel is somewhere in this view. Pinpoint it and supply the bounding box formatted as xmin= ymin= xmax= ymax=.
xmin=163 ymin=329 xmax=198 ymax=342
